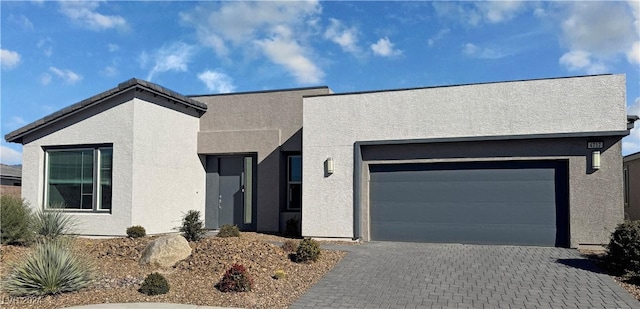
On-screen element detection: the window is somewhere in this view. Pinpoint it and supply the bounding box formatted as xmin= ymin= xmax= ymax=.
xmin=624 ymin=166 xmax=629 ymax=207
xmin=288 ymin=155 xmax=302 ymax=210
xmin=45 ymin=146 xmax=112 ymax=211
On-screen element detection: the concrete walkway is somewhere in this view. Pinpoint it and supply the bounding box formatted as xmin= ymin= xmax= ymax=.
xmin=291 ymin=242 xmax=640 ymax=309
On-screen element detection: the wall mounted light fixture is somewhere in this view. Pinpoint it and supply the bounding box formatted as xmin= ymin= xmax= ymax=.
xmin=325 ymin=157 xmax=334 ymax=175
xmin=592 ymin=151 xmax=601 ymax=170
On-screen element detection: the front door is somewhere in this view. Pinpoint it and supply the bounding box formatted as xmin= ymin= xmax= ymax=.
xmin=205 ymin=155 xmax=255 ymax=230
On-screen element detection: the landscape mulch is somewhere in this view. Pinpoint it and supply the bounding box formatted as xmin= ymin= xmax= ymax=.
xmin=0 ymin=233 xmax=347 ymax=309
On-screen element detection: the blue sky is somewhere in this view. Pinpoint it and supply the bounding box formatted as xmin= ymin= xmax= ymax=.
xmin=1 ymin=1 xmax=639 ymax=164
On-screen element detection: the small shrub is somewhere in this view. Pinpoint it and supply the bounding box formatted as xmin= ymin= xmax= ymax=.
xmin=217 ymin=264 xmax=253 ymax=292
xmin=139 ymin=272 xmax=169 ymax=296
xmin=1 ymin=195 xmax=33 ymax=245
xmin=179 ymin=210 xmax=206 ymax=242
xmin=34 ymin=208 xmax=77 ymax=239
xmin=294 ymin=238 xmax=321 ymax=263
xmin=281 ymin=239 xmax=298 ymax=252
xmin=273 ymin=269 xmax=287 ymax=280
xmin=606 ymin=220 xmax=640 ymax=280
xmin=126 ymin=225 xmax=146 ymax=238
xmin=284 ymin=217 xmax=300 ymax=237
xmin=217 ymin=224 xmax=240 ymax=238
xmin=4 ymin=239 xmax=94 ymax=296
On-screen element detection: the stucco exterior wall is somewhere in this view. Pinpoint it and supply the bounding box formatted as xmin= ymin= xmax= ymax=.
xmin=624 ymin=153 xmax=640 ymax=220
xmin=193 ymin=87 xmax=330 ymax=232
xmin=20 ymin=92 xmax=136 ymax=236
xmin=302 ymin=75 xmax=628 ymax=245
xmin=130 ymin=94 xmax=205 ymax=234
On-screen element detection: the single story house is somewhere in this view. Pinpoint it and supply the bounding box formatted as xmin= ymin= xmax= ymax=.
xmin=0 ymin=164 xmax=22 ymax=186
xmin=624 ymin=150 xmax=640 ymax=220
xmin=5 ymin=74 xmax=636 ymax=248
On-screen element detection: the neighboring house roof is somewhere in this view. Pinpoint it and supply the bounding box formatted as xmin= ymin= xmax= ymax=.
xmin=625 ymin=151 xmax=640 ymax=163
xmin=629 ymin=115 xmax=639 ymax=130
xmin=4 ymin=78 xmax=208 ymax=144
xmin=0 ymin=164 xmax=22 ymax=181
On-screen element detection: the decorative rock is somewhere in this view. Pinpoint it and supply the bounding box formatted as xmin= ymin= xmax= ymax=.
xmin=139 ymin=234 xmax=192 ymax=267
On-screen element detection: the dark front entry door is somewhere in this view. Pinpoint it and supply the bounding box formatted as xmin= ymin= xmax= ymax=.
xmin=205 ymin=155 xmax=255 ymax=230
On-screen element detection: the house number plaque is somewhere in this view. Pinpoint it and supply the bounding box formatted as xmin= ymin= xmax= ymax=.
xmin=587 ymin=142 xmax=604 ymax=149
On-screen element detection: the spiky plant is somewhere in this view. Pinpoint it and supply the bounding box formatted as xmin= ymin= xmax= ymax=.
xmin=33 ymin=208 xmax=77 ymax=239
xmin=0 ymin=195 xmax=34 ymax=245
xmin=3 ymin=239 xmax=94 ymax=296
xmin=179 ymin=210 xmax=206 ymax=242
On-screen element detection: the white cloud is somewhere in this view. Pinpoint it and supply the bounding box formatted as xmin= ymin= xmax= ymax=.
xmin=181 ymin=1 xmax=324 ymax=83
xmin=37 ymin=37 xmax=54 ymax=57
xmin=463 ymin=43 xmax=507 ymax=59
xmin=324 ymin=18 xmax=360 ymax=55
xmin=5 ymin=116 xmax=26 ymax=131
xmin=475 ymin=1 xmax=527 ymax=23
xmin=144 ymin=42 xmax=196 ymax=81
xmin=428 ymin=28 xmax=450 ymax=47
xmin=1 ymin=49 xmax=21 ymax=70
xmin=101 ymin=66 xmax=118 ymax=77
xmin=49 ymin=66 xmax=82 ymax=84
xmin=9 ymin=14 xmax=34 ymax=31
xmin=556 ymin=1 xmax=639 ymax=73
xmin=255 ymin=26 xmax=324 ymax=84
xmin=198 ymin=70 xmax=236 ymax=93
xmin=623 ymin=97 xmax=640 ymax=155
xmin=432 ymin=1 xmax=527 ymax=26
xmin=108 ymin=44 xmax=119 ymax=52
xmin=1 ymin=146 xmax=22 ymax=165
xmin=371 ymin=37 xmax=402 ymax=57
xmin=40 ymin=73 xmax=52 ymax=85
xmin=59 ymin=1 xmax=127 ymax=31
xmin=558 ymin=50 xmax=608 ymax=74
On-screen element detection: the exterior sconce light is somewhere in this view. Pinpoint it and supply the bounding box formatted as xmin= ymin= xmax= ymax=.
xmin=325 ymin=157 xmax=334 ymax=175
xmin=592 ymin=151 xmax=601 ymax=170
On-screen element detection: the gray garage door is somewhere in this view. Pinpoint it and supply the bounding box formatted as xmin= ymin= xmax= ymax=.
xmin=369 ymin=161 xmax=568 ymax=247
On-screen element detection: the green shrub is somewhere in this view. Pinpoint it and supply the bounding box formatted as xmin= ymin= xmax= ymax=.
xmin=139 ymin=272 xmax=169 ymax=296
xmin=217 ymin=224 xmax=240 ymax=238
xmin=179 ymin=210 xmax=206 ymax=242
xmin=294 ymin=238 xmax=321 ymax=263
xmin=281 ymin=239 xmax=298 ymax=252
xmin=217 ymin=264 xmax=253 ymax=292
xmin=126 ymin=225 xmax=146 ymax=238
xmin=284 ymin=217 xmax=300 ymax=237
xmin=4 ymin=239 xmax=94 ymax=296
xmin=606 ymin=220 xmax=640 ymax=280
xmin=1 ymin=195 xmax=34 ymax=245
xmin=33 ymin=208 xmax=77 ymax=239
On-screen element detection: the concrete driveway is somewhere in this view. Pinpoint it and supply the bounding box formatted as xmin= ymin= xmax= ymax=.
xmin=291 ymin=242 xmax=639 ymax=309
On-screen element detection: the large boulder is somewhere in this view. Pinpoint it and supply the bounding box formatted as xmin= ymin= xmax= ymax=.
xmin=139 ymin=234 xmax=192 ymax=268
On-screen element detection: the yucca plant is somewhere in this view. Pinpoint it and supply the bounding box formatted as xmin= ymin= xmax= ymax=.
xmin=33 ymin=208 xmax=77 ymax=239
xmin=3 ymin=239 xmax=94 ymax=296
xmin=0 ymin=195 xmax=34 ymax=245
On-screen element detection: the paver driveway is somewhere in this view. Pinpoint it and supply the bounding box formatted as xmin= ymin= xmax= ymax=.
xmin=291 ymin=242 xmax=640 ymax=309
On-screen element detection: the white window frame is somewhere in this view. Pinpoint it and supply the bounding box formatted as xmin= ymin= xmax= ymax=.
xmin=44 ymin=145 xmax=112 ymax=212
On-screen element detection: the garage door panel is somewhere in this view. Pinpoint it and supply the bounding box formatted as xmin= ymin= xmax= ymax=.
xmin=370 ymin=222 xmax=557 ymax=246
xmin=369 ymin=161 xmax=568 ymax=246
xmin=371 ymin=180 xmax=556 ymax=203
xmin=371 ymin=201 xmax=556 ymax=224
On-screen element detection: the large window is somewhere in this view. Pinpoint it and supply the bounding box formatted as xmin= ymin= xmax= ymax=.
xmin=624 ymin=166 xmax=629 ymax=208
xmin=45 ymin=146 xmax=112 ymax=211
xmin=288 ymin=155 xmax=302 ymax=210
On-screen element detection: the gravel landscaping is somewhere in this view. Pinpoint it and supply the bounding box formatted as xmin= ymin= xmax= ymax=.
xmin=0 ymin=233 xmax=346 ymax=309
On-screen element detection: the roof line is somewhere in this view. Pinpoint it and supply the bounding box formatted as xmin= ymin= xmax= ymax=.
xmin=303 ymin=74 xmax=616 ymax=98
xmin=188 ymin=85 xmax=331 ymax=97
xmin=5 ymin=78 xmax=207 ymax=144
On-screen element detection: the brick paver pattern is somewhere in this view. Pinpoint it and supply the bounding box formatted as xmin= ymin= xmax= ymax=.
xmin=291 ymin=242 xmax=640 ymax=309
